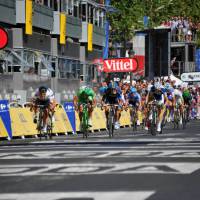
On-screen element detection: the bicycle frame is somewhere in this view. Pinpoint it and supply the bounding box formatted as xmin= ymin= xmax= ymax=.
xmin=37 ymin=105 xmax=53 ymax=140
xmin=148 ymin=101 xmax=158 ymax=136
xmin=82 ymin=103 xmax=89 ymax=138
xmin=129 ymin=104 xmax=137 ymax=131
xmin=107 ymin=104 xmax=116 ymax=138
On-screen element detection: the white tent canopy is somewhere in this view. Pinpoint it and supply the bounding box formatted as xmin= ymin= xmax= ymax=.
xmin=164 ymin=74 xmax=188 ymax=86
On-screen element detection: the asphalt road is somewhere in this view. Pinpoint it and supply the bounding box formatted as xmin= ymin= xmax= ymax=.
xmin=0 ymin=120 xmax=200 ymax=200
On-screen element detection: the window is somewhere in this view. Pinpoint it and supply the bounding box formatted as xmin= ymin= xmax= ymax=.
xmin=87 ymin=4 xmax=93 ymax=24
xmin=94 ymin=9 xmax=99 ymax=26
xmin=68 ymin=0 xmax=73 ymax=15
xmin=74 ymin=0 xmax=79 ymax=18
xmin=81 ymin=3 xmax=86 ymax=21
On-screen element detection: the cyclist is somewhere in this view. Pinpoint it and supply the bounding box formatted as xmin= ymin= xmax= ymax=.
xmin=127 ymin=87 xmax=141 ymax=126
xmin=73 ymin=86 xmax=96 ymax=128
xmin=173 ymin=86 xmax=184 ymax=124
xmin=165 ymin=82 xmax=175 ymax=122
xmin=101 ymin=81 xmax=123 ymax=130
xmin=146 ymin=82 xmax=167 ymax=132
xmin=30 ymin=86 xmax=56 ymax=132
xmin=182 ymin=86 xmax=192 ymax=119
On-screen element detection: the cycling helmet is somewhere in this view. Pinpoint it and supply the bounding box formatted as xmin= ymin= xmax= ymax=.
xmin=154 ymin=82 xmax=161 ymax=90
xmin=39 ymin=86 xmax=47 ymax=93
xmin=165 ymin=83 xmax=171 ymax=90
xmin=99 ymin=86 xmax=107 ymax=95
xmin=174 ymin=89 xmax=181 ymax=96
xmin=108 ymin=81 xmax=118 ymax=89
xmin=130 ymin=87 xmax=137 ymax=94
xmin=80 ymin=85 xmax=88 ymax=90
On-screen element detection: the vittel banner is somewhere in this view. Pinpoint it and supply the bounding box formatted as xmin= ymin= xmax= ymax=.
xmin=103 ymin=58 xmax=138 ymax=73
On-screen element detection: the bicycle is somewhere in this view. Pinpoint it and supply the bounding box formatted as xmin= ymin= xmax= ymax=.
xmin=173 ymin=103 xmax=181 ymax=129
xmin=148 ymin=100 xmax=159 ymax=136
xmin=129 ymin=104 xmax=138 ymax=132
xmin=37 ymin=105 xmax=53 ymax=140
xmin=81 ymin=103 xmax=90 ymax=139
xmin=107 ymin=104 xmax=118 ymax=138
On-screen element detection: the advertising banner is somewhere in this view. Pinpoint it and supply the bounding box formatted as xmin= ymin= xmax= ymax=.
xmin=25 ymin=0 xmax=33 ymax=35
xmin=103 ymin=58 xmax=138 ymax=73
xmin=0 ymin=100 xmax=12 ymax=139
xmin=60 ymin=13 xmax=66 ymax=44
xmin=88 ymin=23 xmax=93 ymax=51
xmin=195 ymin=49 xmax=200 ymax=72
xmin=63 ymin=102 xmax=76 ymax=134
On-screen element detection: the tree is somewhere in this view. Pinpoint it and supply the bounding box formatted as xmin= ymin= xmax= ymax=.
xmin=108 ymin=0 xmax=200 ymax=56
xmin=107 ymin=0 xmax=144 ymax=57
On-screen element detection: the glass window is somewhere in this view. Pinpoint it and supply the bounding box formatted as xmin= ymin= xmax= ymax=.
xmin=81 ymin=4 xmax=86 ymax=21
xmin=68 ymin=0 xmax=73 ymax=15
xmin=74 ymin=0 xmax=79 ymax=18
xmin=87 ymin=4 xmax=94 ymax=24
xmin=94 ymin=9 xmax=99 ymax=26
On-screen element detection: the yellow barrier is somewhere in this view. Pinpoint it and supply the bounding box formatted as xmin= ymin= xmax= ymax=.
xmin=91 ymin=107 xmax=106 ymax=130
xmin=120 ymin=110 xmax=131 ymax=127
xmin=8 ymin=106 xmax=72 ymax=137
xmin=0 ymin=118 xmax=9 ymax=138
xmin=53 ymin=106 xmax=72 ymax=133
xmin=10 ymin=107 xmax=38 ymax=137
xmin=1 ymin=106 xmax=138 ymax=138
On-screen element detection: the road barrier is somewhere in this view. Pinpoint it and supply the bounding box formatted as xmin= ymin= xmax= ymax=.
xmin=0 ymin=100 xmax=136 ymax=139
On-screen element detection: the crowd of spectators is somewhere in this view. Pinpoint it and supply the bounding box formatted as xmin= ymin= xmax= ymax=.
xmin=161 ymin=16 xmax=200 ymax=42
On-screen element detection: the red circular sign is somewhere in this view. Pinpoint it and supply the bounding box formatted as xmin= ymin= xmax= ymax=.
xmin=0 ymin=27 xmax=8 ymax=49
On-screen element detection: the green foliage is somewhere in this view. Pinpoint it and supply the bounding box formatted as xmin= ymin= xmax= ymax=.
xmin=108 ymin=0 xmax=200 ymax=54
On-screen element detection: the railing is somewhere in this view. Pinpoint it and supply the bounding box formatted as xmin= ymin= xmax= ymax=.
xmin=171 ymin=61 xmax=195 ymax=77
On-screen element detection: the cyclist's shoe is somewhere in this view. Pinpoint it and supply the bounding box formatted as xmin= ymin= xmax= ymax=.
xmin=114 ymin=121 xmax=120 ymax=130
xmin=52 ymin=116 xmax=55 ymax=122
xmin=41 ymin=125 xmax=47 ymax=133
xmin=33 ymin=116 xmax=37 ymax=124
xmin=157 ymin=122 xmax=161 ymax=132
xmin=79 ymin=123 xmax=83 ymax=132
xmin=88 ymin=119 xmax=92 ymax=127
xmin=145 ymin=126 xmax=149 ymax=131
xmin=137 ymin=120 xmax=140 ymax=126
xmin=180 ymin=117 xmax=183 ymax=125
xmin=167 ymin=117 xmax=171 ymax=122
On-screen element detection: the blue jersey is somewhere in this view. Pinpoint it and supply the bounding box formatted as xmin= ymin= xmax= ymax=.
xmin=128 ymin=92 xmax=141 ymax=105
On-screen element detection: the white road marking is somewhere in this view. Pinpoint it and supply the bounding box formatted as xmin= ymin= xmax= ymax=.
xmin=0 ymin=162 xmax=199 ymax=175
xmin=0 ymin=191 xmax=155 ymax=200
xmin=0 ymin=149 xmax=200 ymax=159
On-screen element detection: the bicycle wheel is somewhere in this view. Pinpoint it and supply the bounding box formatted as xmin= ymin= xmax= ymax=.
xmin=47 ymin=116 xmax=53 ymax=139
xmin=108 ymin=109 xmax=114 ymax=138
xmin=150 ymin=111 xmax=157 ymax=136
xmin=82 ymin=107 xmax=89 ymax=139
xmin=173 ymin=110 xmax=179 ymax=129
xmin=182 ymin=111 xmax=187 ymax=129
xmin=131 ymin=108 xmax=137 ymax=131
xmin=37 ymin=111 xmax=43 ymax=140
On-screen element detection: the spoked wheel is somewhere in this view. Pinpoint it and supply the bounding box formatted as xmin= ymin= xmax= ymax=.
xmin=173 ymin=111 xmax=179 ymax=129
xmin=150 ymin=113 xmax=157 ymax=136
xmin=108 ymin=114 xmax=114 ymax=138
xmin=182 ymin=112 xmax=187 ymax=129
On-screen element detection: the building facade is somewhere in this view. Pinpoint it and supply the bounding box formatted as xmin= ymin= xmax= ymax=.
xmin=0 ymin=0 xmax=106 ymax=103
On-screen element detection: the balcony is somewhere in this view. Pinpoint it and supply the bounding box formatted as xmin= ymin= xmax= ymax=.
xmin=66 ymin=15 xmax=82 ymax=39
xmin=80 ymin=22 xmax=105 ymax=47
xmin=33 ymin=3 xmax=53 ymax=31
xmin=0 ymin=0 xmax=16 ymax=25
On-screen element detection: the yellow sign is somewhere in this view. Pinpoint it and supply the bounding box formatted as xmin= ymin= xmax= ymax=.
xmin=60 ymin=13 xmax=66 ymax=44
xmin=88 ymin=23 xmax=93 ymax=51
xmin=25 ymin=0 xmax=33 ymax=35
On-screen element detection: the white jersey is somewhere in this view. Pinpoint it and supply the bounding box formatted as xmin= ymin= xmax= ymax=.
xmin=173 ymin=89 xmax=182 ymax=99
xmin=34 ymin=88 xmax=55 ymax=102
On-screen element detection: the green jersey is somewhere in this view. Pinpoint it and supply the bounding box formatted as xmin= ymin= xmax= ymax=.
xmin=77 ymin=87 xmax=95 ymax=103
